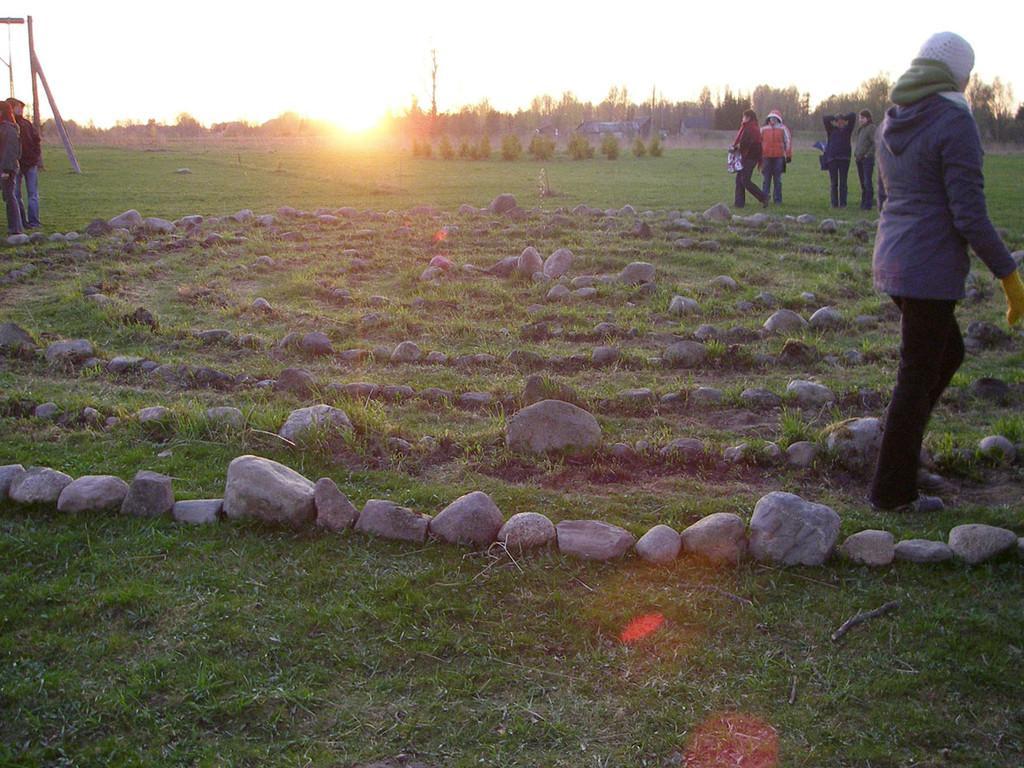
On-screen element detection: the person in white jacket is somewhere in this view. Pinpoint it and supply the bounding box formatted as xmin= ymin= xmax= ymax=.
xmin=760 ymin=110 xmax=792 ymax=205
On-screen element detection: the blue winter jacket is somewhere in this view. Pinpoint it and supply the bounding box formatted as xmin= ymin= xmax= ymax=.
xmin=872 ymin=95 xmax=1016 ymax=300
xmin=823 ymin=113 xmax=856 ymax=163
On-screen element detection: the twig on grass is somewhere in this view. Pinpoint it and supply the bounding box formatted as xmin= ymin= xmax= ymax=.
xmin=756 ymin=564 xmax=840 ymax=589
xmin=695 ymin=584 xmax=754 ymax=607
xmin=572 ymin=576 xmax=595 ymax=592
xmin=250 ymin=428 xmax=296 ymax=447
xmin=788 ymin=676 xmax=797 ymax=705
xmin=831 ymin=600 xmax=901 ymax=642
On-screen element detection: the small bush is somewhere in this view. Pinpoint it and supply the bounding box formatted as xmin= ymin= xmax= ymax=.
xmin=649 ymin=136 xmax=663 ymax=157
xmin=601 ymin=134 xmax=620 ymax=160
xmin=632 ymin=138 xmax=647 ymax=157
xmin=439 ymin=136 xmax=455 ymax=160
xmin=567 ymin=133 xmax=594 ymax=160
xmin=458 ymin=140 xmax=472 ymax=159
xmin=477 ymin=135 xmax=492 ymax=160
xmin=501 ymin=134 xmax=522 ymax=161
xmin=529 ymin=134 xmax=556 ymax=160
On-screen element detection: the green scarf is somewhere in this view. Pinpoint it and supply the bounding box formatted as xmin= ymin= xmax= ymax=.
xmin=890 ymin=58 xmax=961 ymax=106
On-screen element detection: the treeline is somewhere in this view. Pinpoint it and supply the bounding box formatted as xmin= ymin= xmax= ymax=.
xmin=45 ymin=74 xmax=1024 ymax=145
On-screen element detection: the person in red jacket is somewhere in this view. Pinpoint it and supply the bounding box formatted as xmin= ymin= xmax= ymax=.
xmin=730 ymin=109 xmax=767 ymax=208
xmin=760 ymin=110 xmax=792 ymax=205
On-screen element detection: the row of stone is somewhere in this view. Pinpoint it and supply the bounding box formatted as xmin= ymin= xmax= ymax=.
xmin=2 ymin=458 xmax=1019 ymax=569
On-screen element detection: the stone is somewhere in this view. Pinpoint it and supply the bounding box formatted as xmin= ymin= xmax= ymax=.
xmin=9 ymin=467 xmax=73 ymax=505
xmin=754 ymin=292 xmax=779 ymax=309
xmin=808 ymin=306 xmax=843 ymax=330
xmin=618 ymin=262 xmax=655 ymax=284
xmin=786 ymin=380 xmax=835 ymax=407
xmin=663 ymin=340 xmax=707 ymax=368
xmin=425 ymin=351 xmax=448 ymax=365
xmin=786 ymin=441 xmax=819 ymax=468
xmin=45 ymin=339 xmax=94 ymax=364
xmin=679 ymin=513 xmax=747 ymax=564
xmin=709 ymin=275 xmax=739 ymax=291
xmin=120 ymin=471 xmax=174 ymax=518
xmin=506 ymin=399 xmax=601 ymax=454
xmin=391 ymin=341 xmax=423 ymax=363
xmin=172 ymin=499 xmax=222 ymax=524
xmin=894 ymin=538 xmax=953 ymax=563
xmin=592 ymin=346 xmax=620 ymax=366
xmin=659 ymin=438 xmax=705 ymax=460
xmin=966 ymin=320 xmax=1010 ymax=346
xmin=300 ymin=332 xmax=333 ymax=356
xmin=430 ymin=491 xmax=504 ymax=547
xmin=279 ymin=404 xmax=353 ymax=444
xmin=517 ymin=246 xmax=543 ymax=277
xmin=57 ymin=475 xmax=129 ymax=513
xmin=33 ymin=403 xmax=59 ymax=420
xmin=0 ymin=322 xmax=36 ymax=354
xmin=355 ymin=499 xmax=430 ymax=543
xmin=574 ymin=287 xmax=598 ymax=300
xmin=978 ymin=435 xmax=1016 ymax=464
xmin=690 ymin=387 xmax=723 ymax=406
xmin=826 ymin=417 xmax=882 ymax=469
xmin=276 ymin=368 xmax=317 ymax=397
xmin=205 ymin=407 xmax=245 ymax=429
xmin=107 ymin=356 xmax=144 ymax=374
xmin=763 ymin=309 xmax=808 ymax=334
xmin=703 ymin=203 xmax=731 ymax=221
xmin=0 ymin=464 xmax=26 ymax=500
xmin=619 ymin=388 xmax=655 ymax=404
xmin=610 ymin=443 xmax=637 ymax=460
xmin=498 ymin=512 xmax=556 ymax=551
xmin=668 ymin=295 xmax=700 ymax=316
xmin=546 ymin=284 xmax=571 ymax=302
xmin=635 ymin=524 xmax=682 ymax=564
xmin=143 ymin=217 xmax=175 ymax=234
xmin=839 ymin=530 xmax=895 ymax=566
xmin=136 ymin=406 xmax=171 ymax=425
xmin=488 ymin=193 xmax=518 ymax=215
xmin=740 ymin=388 xmax=782 ymax=409
xmin=969 ymin=377 xmax=1011 ymax=403
xmin=819 ymin=219 xmax=839 ymax=233
xmin=252 ymin=297 xmax=272 ymax=313
xmin=748 ymin=492 xmax=841 ymax=566
xmin=223 ymin=455 xmax=315 ymax=527
xmin=543 ymin=248 xmax=573 ymax=278
xmin=108 ymin=209 xmax=143 ymax=229
xmin=556 ymin=520 xmax=636 ymax=561
xmin=948 ymin=524 xmax=1017 ymax=564
xmin=314 ymin=477 xmax=359 ymax=531
xmin=458 ymin=392 xmax=493 ymax=409
xmin=419 ymin=266 xmax=442 ymax=282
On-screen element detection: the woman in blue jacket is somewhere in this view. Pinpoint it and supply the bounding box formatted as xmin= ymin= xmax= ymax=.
xmin=869 ymin=32 xmax=1024 ymax=512
xmin=823 ymin=112 xmax=856 ymax=207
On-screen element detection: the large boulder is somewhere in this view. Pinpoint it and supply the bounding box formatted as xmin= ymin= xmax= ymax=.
xmin=663 ymin=340 xmax=707 ymax=368
xmin=0 ymin=322 xmax=36 ymax=355
xmin=679 ymin=513 xmax=747 ymax=564
xmin=44 ymin=339 xmax=94 ymax=364
xmin=488 ymin=193 xmax=518 ymax=215
xmin=556 ymin=520 xmax=635 ymax=561
xmin=748 ymin=492 xmax=841 ymax=566
xmin=223 ymin=455 xmax=316 ymax=527
xmin=894 ymin=539 xmax=953 ymax=563
xmin=703 ymin=203 xmax=731 ymax=221
xmin=517 ymin=246 xmax=543 ymax=277
xmin=390 ymin=341 xmax=423 ymax=364
xmin=825 ymin=417 xmax=882 ymax=470
xmin=119 ymin=471 xmax=174 ymax=517
xmin=543 ymin=248 xmax=573 ymax=278
xmin=8 ymin=467 xmax=73 ymax=505
xmin=786 ymin=380 xmax=835 ymax=408
xmin=0 ymin=464 xmax=26 ymax=500
xmin=278 ymin=405 xmax=353 ymax=444
xmin=275 ymin=368 xmax=317 ymax=397
xmin=354 ymin=499 xmax=430 ymax=543
xmin=635 ymin=524 xmax=681 ymax=564
xmin=57 ymin=475 xmax=129 ymax=513
xmin=948 ymin=524 xmax=1017 ymax=564
xmin=314 ymin=477 xmax=359 ymax=532
xmin=172 ymin=499 xmax=222 ymax=525
xmin=618 ymin=262 xmax=655 ymax=284
xmin=497 ymin=512 xmax=556 ymax=551
xmin=839 ymin=529 xmax=895 ymax=567
xmin=108 ymin=209 xmax=143 ymax=229
xmin=430 ymin=491 xmax=504 ymax=546
xmin=763 ymin=310 xmax=807 ymax=334
xmin=506 ymin=399 xmax=601 ymax=454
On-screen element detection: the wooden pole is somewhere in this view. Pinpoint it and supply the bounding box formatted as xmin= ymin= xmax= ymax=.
xmin=31 ymin=52 xmax=80 ymax=173
xmin=27 ymin=16 xmax=39 ymax=135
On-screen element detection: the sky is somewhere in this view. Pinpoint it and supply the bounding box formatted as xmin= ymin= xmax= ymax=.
xmin=7 ymin=1 xmax=1022 ymax=132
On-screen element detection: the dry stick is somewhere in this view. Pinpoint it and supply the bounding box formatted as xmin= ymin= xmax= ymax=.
xmin=830 ymin=600 xmax=901 ymax=642
xmin=788 ymin=676 xmax=798 ymax=705
xmin=696 ymin=584 xmax=754 ymax=607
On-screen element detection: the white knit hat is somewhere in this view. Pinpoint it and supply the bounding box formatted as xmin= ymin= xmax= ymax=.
xmin=918 ymin=32 xmax=975 ymax=85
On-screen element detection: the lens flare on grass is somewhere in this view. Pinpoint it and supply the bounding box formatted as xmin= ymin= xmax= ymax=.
xmin=682 ymin=712 xmax=779 ymax=768
xmin=619 ymin=612 xmax=665 ymax=644
xmin=433 ymin=229 xmax=448 ymax=243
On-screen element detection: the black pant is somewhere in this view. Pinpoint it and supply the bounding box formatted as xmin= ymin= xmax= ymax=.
xmin=734 ymin=162 xmax=766 ymax=208
xmin=856 ymin=158 xmax=875 ymax=210
xmin=869 ymin=297 xmax=964 ymax=508
xmin=828 ymin=159 xmax=850 ymax=207
xmin=2 ymin=173 xmax=21 ymax=235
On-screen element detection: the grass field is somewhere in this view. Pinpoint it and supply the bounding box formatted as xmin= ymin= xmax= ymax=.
xmin=2 ymin=143 xmax=1023 ymax=767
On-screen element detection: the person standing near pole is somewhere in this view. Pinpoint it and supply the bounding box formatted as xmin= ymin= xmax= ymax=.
xmin=0 ymin=100 xmax=23 ymax=236
xmin=853 ymin=109 xmax=876 ymax=210
xmin=868 ymin=31 xmax=1024 ymax=512
xmin=7 ymin=98 xmax=41 ymax=229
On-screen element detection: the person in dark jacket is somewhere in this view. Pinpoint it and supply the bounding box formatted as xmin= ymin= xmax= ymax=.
xmin=823 ymin=112 xmax=856 ymax=207
xmin=853 ymin=109 xmax=876 ymax=210
xmin=0 ymin=101 xmax=23 ymax=236
xmin=730 ymin=109 xmax=767 ymax=208
xmin=868 ymin=31 xmax=1024 ymax=512
xmin=7 ymin=98 xmax=41 ymax=229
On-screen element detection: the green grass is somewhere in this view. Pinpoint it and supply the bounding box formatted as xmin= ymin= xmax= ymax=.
xmin=1 ymin=143 xmax=1023 ymax=767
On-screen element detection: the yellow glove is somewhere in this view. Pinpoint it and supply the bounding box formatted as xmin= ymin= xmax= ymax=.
xmin=1002 ymin=270 xmax=1024 ymax=326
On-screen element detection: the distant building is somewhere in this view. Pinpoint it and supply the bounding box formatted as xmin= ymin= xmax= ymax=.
xmin=680 ymin=116 xmax=714 ymax=133
xmin=575 ymin=117 xmax=652 ymax=139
